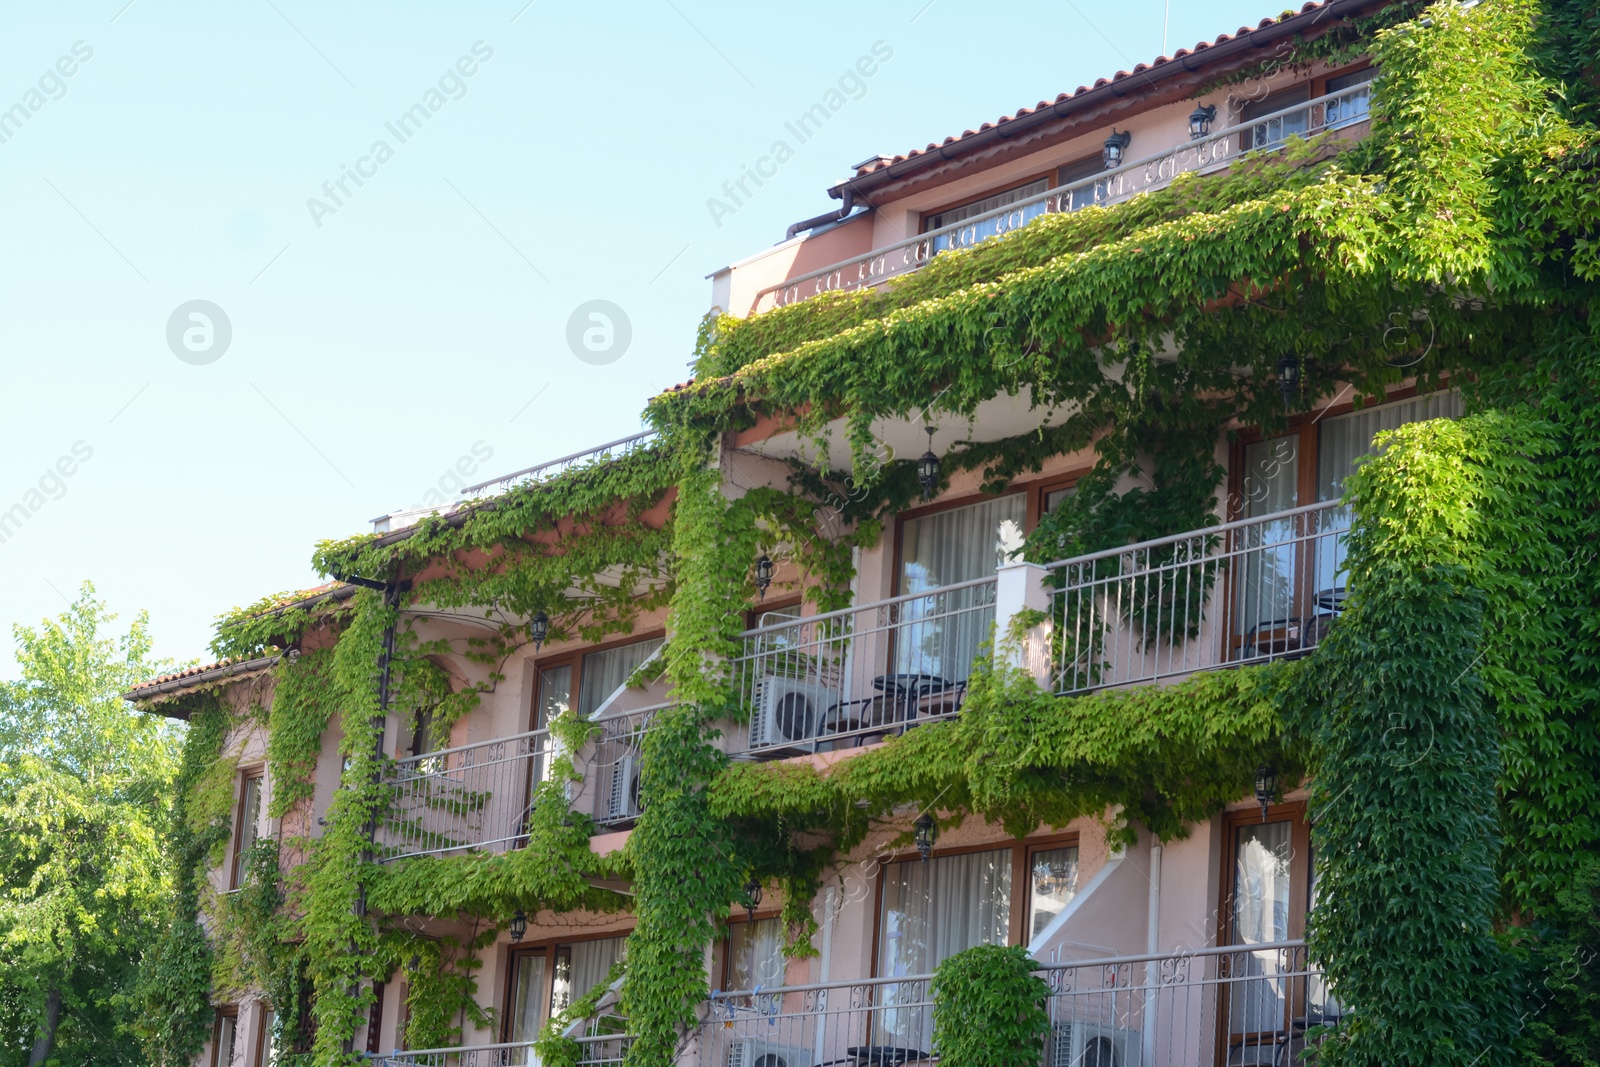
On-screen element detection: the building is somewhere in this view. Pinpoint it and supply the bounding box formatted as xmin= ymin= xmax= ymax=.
xmin=128 ymin=3 xmax=1600 ymax=1067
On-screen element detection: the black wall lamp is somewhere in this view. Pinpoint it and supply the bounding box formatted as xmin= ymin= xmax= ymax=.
xmin=914 ymin=813 xmax=938 ymax=863
xmin=1102 ymin=129 xmax=1133 ymax=168
xmin=755 ymin=554 xmax=774 ymax=599
xmin=529 ymin=612 xmax=549 ymax=651
xmin=1254 ymin=765 xmax=1279 ymax=822
xmin=1189 ymin=104 xmax=1218 ymax=140
xmin=918 ymin=427 xmax=941 ymax=501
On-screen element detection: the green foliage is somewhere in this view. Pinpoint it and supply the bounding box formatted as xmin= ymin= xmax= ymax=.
xmin=534 ymin=959 xmax=626 ymax=1067
xmin=1509 ymin=854 xmax=1600 ymax=1066
xmin=0 ymin=584 xmax=183 ymax=1067
xmin=1302 ymin=414 xmax=1515 ymax=1067
xmin=930 ymin=945 xmax=1049 ymax=1067
xmin=266 ymin=649 xmax=335 ymax=817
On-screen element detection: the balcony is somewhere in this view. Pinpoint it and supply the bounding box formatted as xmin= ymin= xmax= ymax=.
xmin=1045 ymin=501 xmax=1349 ymax=696
xmin=581 ymin=703 xmax=667 ymax=830
xmin=702 ymin=941 xmax=1335 ymax=1067
xmin=753 ymin=87 xmax=1371 ymax=313
xmin=376 ymin=729 xmax=553 ymax=862
xmin=373 ymin=1032 xmax=629 ymax=1067
xmin=725 ymin=577 xmax=998 ymax=759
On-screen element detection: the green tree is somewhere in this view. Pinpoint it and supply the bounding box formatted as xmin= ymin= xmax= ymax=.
xmin=0 ymin=583 xmax=180 ymax=1067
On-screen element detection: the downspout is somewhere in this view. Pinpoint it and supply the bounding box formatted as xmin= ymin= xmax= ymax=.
xmin=784 ymin=188 xmax=865 ymax=239
xmin=332 ymin=569 xmax=412 ymax=1055
xmin=1142 ymin=840 xmax=1162 ymax=1067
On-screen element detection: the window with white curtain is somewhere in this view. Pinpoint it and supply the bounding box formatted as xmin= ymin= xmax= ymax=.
xmin=578 ymin=638 xmax=663 ymax=717
xmin=925 ymin=179 xmax=1049 ymax=253
xmin=551 ymin=936 xmax=626 ymax=1016
xmin=507 ymin=952 xmax=548 ymax=1043
xmin=1316 ymin=390 xmax=1464 ymax=503
xmin=896 ymin=496 xmax=1025 ymax=683
xmin=727 ymin=918 xmax=786 ymax=1013
xmin=1027 ymin=846 xmax=1080 ymax=941
xmin=877 ymin=848 xmax=1013 ymax=977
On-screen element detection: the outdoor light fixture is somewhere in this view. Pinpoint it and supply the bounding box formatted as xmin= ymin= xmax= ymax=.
xmin=1102 ymin=129 xmax=1132 ymax=169
xmin=1277 ymin=353 xmax=1302 ymax=411
xmin=918 ymin=427 xmax=941 ymax=501
xmin=509 ymin=909 xmax=527 ymax=943
xmin=743 ymin=878 xmax=763 ymax=923
xmin=1189 ymin=104 xmax=1218 ymax=140
xmin=914 ymin=813 xmax=938 ymax=864
xmin=755 ymin=554 xmax=774 ymax=599
xmin=1254 ymin=765 xmax=1279 ymax=822
xmin=529 ymin=612 xmax=549 ymax=652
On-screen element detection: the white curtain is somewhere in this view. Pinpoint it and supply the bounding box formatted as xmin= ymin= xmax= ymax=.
xmin=508 ymin=953 xmax=547 ymax=1043
xmin=897 ymin=496 xmax=1024 ymax=682
xmin=567 ymin=936 xmax=625 ymax=1007
xmin=578 ymin=639 xmax=663 ymax=717
xmin=877 ymin=850 xmax=1011 ymax=1053
xmin=1229 ymin=822 xmax=1293 ymax=1035
xmin=929 ymin=179 xmax=1049 ymax=252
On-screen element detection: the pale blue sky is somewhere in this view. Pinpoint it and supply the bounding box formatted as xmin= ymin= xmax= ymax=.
xmin=0 ymin=0 xmax=1284 ymax=673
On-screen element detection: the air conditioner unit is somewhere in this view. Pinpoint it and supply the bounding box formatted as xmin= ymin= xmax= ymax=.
xmin=1048 ymin=1021 xmax=1141 ymax=1067
xmin=605 ymin=754 xmax=643 ymax=822
xmin=750 ymin=678 xmax=836 ymax=749
xmin=725 ymin=1038 xmax=813 ymax=1067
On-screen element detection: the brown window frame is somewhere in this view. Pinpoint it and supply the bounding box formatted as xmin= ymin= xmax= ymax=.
xmin=229 ymin=770 xmax=264 ymax=891
xmin=717 ymin=906 xmax=788 ymax=990
xmin=255 ymin=1003 xmax=275 ymax=1067
xmin=212 ymin=1006 xmax=240 ymax=1067
xmin=528 ymin=629 xmax=668 ymax=732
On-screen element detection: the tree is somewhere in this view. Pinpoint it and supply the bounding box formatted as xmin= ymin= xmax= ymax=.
xmin=0 ymin=583 xmax=180 ymax=1067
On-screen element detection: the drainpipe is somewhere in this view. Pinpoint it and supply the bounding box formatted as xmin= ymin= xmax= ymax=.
xmin=1142 ymin=840 xmax=1163 ymax=1067
xmin=332 ymin=570 xmax=412 ymax=1055
xmin=784 ymin=188 xmax=867 ymax=239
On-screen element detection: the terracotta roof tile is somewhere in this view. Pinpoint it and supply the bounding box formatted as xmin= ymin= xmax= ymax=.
xmin=852 ymin=1 xmax=1335 ymax=176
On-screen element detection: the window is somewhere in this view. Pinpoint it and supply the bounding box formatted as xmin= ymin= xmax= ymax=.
xmin=231 ymin=773 xmax=262 ymax=890
xmin=924 ymin=178 xmax=1050 ymax=253
xmin=1233 ymin=389 xmax=1463 ymax=647
xmin=578 ymin=639 xmax=663 ymax=717
xmin=1042 ymin=484 xmax=1076 ymax=516
xmin=1241 ymin=85 xmax=1311 ymax=150
xmin=1220 ymin=805 xmax=1314 ymax=1056
xmin=213 ymin=1010 xmax=239 ymax=1067
xmin=877 ymin=848 xmax=1013 ymax=978
xmin=506 ymin=950 xmax=548 ymax=1044
xmin=1056 ymin=156 xmax=1106 ymax=211
xmin=551 ymin=936 xmax=627 ymax=1015
xmin=363 ymin=983 xmax=384 ymax=1055
xmin=258 ymin=1007 xmax=278 ymax=1067
xmin=725 ymin=917 xmax=786 ymax=1012
xmin=1324 ymin=66 xmax=1376 ymax=126
xmin=1026 ymin=845 xmax=1080 ymax=940
xmin=896 ymin=495 xmax=1025 ymax=684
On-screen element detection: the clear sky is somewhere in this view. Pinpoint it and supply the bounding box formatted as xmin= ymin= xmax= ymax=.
xmin=0 ymin=0 xmax=1285 ymax=675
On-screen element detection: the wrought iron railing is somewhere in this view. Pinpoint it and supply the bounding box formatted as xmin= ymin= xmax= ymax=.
xmin=702 ymin=942 xmax=1334 ymax=1067
xmin=1045 ymin=501 xmax=1350 ymax=696
xmin=1040 ymin=941 xmax=1336 ymax=1067
xmin=459 ymin=431 xmax=658 ymax=500
xmin=372 ymin=1032 xmax=630 ymax=1067
xmin=375 ymin=729 xmax=552 ymax=862
xmin=581 ymin=703 xmax=669 ymax=829
xmin=725 ymin=577 xmax=997 ymax=758
xmin=754 ymin=86 xmax=1372 ymax=312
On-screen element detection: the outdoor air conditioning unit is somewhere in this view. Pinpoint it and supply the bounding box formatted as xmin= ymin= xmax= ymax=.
xmin=749 ymin=678 xmax=835 ymax=748
xmin=725 ymin=1038 xmax=813 ymax=1067
xmin=605 ymin=754 xmax=643 ymax=823
xmin=1048 ymin=1022 xmax=1141 ymax=1067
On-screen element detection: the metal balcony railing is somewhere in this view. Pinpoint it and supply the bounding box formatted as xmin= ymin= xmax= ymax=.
xmin=702 ymin=942 xmax=1334 ymax=1067
xmin=1046 ymin=501 xmax=1350 ymax=696
xmin=582 ymin=703 xmax=669 ymax=829
xmin=459 ymin=430 xmax=658 ymax=500
xmin=754 ymin=86 xmax=1372 ymax=312
xmin=373 ymin=1032 xmax=630 ymax=1067
xmin=726 ymin=577 xmax=997 ymax=759
xmin=375 ymin=729 xmax=552 ymax=862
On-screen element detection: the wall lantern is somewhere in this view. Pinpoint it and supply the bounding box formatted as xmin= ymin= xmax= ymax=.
xmin=743 ymin=878 xmax=763 ymax=923
xmin=1254 ymin=765 xmax=1279 ymax=822
xmin=509 ymin=909 xmax=528 ymax=943
xmin=1102 ymin=129 xmax=1132 ymax=169
xmin=1277 ymin=353 xmax=1302 ymax=411
xmin=529 ymin=612 xmax=549 ymax=652
xmin=918 ymin=427 xmax=941 ymax=501
xmin=1189 ymin=104 xmax=1218 ymax=140
xmin=755 ymin=555 xmax=774 ymax=600
xmin=914 ymin=813 xmax=938 ymax=864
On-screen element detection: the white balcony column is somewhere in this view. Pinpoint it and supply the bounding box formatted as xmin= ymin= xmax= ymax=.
xmin=993 ymin=560 xmax=1052 ymax=687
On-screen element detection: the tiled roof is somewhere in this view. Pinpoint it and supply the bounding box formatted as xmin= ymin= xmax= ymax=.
xmin=131 ymin=658 xmax=256 ymax=692
xmin=854 ymin=1 xmax=1339 ymax=176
